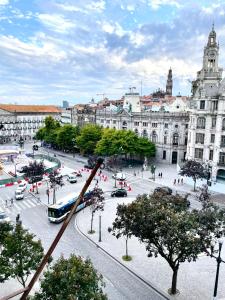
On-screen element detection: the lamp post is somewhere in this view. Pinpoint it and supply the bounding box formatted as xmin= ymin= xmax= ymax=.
xmin=72 ymin=138 xmax=76 ymax=158
xmin=98 ymin=214 xmax=102 ymax=242
xmin=14 ymin=163 xmax=18 ymax=177
xmin=151 ymin=165 xmax=156 ymax=181
xmin=210 ymin=239 xmax=225 ymax=299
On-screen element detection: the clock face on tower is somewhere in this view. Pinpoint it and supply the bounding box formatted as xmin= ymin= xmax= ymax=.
xmin=208 ymin=51 xmax=215 ymax=58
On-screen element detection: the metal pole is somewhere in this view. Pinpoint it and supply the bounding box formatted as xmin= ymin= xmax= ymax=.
xmin=15 ymin=164 xmax=17 ymax=177
xmin=20 ymin=158 xmax=104 ymax=300
xmin=99 ymin=215 xmax=102 ymax=242
xmin=213 ymin=242 xmax=223 ymax=299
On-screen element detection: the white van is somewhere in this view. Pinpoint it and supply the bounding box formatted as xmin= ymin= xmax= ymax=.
xmin=0 ymin=209 xmax=11 ymax=223
xmin=15 ymin=189 xmax=24 ymax=200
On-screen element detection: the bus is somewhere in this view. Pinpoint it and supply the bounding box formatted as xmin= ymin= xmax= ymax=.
xmin=47 ymin=190 xmax=94 ymax=223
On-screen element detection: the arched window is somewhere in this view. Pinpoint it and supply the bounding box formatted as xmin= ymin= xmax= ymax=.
xmin=142 ymin=129 xmax=148 ymax=138
xmin=122 ymin=121 xmax=127 ymax=130
xmin=222 ymin=118 xmax=225 ymax=130
xmin=173 ymin=133 xmax=179 ymax=146
xmin=151 ymin=131 xmax=157 ymax=143
xmin=197 ymin=117 xmax=206 ymax=129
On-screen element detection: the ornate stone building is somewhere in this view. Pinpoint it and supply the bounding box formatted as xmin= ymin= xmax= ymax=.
xmin=187 ymin=25 xmax=225 ymax=183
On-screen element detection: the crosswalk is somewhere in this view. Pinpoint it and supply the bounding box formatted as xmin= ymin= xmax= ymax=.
xmin=0 ymin=196 xmax=43 ymax=217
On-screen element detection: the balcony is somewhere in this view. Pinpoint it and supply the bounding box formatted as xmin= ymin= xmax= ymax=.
xmin=218 ymin=161 xmax=225 ymax=166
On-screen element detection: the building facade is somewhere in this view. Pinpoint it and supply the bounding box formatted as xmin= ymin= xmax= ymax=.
xmin=96 ymin=109 xmax=189 ymax=164
xmin=0 ymin=105 xmax=61 ymax=143
xmin=187 ymin=26 xmax=225 ymax=183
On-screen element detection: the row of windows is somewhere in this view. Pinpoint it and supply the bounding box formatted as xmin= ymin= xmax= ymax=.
xmin=195 ymin=133 xmax=225 ymax=146
xmin=199 ymin=100 xmax=218 ymax=111
xmin=197 ymin=117 xmax=225 ymax=130
xmin=195 ymin=148 xmax=225 ymax=164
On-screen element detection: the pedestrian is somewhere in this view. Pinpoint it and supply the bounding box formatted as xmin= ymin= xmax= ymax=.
xmin=173 ymin=179 xmax=176 ymax=185
xmin=10 ymin=198 xmax=14 ymax=206
xmin=134 ymin=171 xmax=136 ymax=176
xmin=158 ymin=173 xmax=160 ymax=177
xmin=5 ymin=199 xmax=8 ymax=207
xmin=16 ymin=214 xmax=20 ymax=224
xmin=178 ymin=178 xmax=180 ymax=184
xmin=160 ymin=172 xmax=162 ymax=178
xmin=181 ymin=178 xmax=183 ymax=184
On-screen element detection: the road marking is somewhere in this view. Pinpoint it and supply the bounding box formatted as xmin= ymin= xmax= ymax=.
xmin=13 ymin=202 xmax=22 ymax=211
xmin=26 ymin=199 xmax=37 ymax=207
xmin=20 ymin=201 xmax=32 ymax=208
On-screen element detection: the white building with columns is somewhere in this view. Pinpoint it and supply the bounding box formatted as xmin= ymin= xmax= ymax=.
xmin=187 ymin=26 xmax=225 ymax=183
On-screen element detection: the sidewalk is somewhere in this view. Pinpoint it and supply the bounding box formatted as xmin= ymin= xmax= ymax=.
xmin=76 ymin=196 xmax=225 ymax=300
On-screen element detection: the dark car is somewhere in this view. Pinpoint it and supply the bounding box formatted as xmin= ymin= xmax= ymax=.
xmin=111 ymin=188 xmax=127 ymax=197
xmin=28 ymin=176 xmax=43 ymax=184
xmin=154 ymin=186 xmax=173 ymax=195
xmin=84 ymin=164 xmax=94 ymax=169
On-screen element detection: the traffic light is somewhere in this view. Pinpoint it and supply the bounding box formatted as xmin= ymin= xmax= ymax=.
xmin=0 ymin=123 xmax=4 ymax=129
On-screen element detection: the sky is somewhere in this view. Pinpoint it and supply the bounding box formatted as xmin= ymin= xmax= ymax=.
xmin=0 ymin=0 xmax=225 ymax=105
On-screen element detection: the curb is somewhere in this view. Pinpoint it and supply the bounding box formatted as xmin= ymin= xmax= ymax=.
xmin=75 ymin=213 xmax=170 ymax=300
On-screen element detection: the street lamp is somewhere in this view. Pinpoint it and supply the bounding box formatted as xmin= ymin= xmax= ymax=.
xmin=151 ymin=165 xmax=156 ymax=181
xmin=72 ymin=138 xmax=76 ymax=158
xmin=14 ymin=163 xmax=18 ymax=177
xmin=210 ymin=238 xmax=225 ymax=299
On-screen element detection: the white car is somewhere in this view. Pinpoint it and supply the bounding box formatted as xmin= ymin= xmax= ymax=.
xmin=0 ymin=209 xmax=11 ymax=223
xmin=67 ymin=174 xmax=77 ymax=183
xmin=112 ymin=172 xmax=126 ymax=181
xmin=18 ymin=181 xmax=27 ymax=192
xmin=15 ymin=189 xmax=24 ymax=200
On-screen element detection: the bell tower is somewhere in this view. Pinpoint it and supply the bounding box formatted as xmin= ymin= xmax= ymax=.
xmin=166 ymin=68 xmax=173 ymax=96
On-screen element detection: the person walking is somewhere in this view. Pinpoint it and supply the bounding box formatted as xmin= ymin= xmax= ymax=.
xmin=160 ymin=172 xmax=162 ymax=178
xmin=178 ymin=178 xmax=180 ymax=184
xmin=158 ymin=173 xmax=160 ymax=178
xmin=10 ymin=198 xmax=14 ymax=207
xmin=5 ymin=199 xmax=8 ymax=207
xmin=181 ymin=178 xmax=183 ymax=184
xmin=173 ymin=179 xmax=176 ymax=185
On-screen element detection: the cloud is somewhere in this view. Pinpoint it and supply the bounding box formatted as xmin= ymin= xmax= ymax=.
xmin=148 ymin=0 xmax=181 ymax=10
xmin=37 ymin=13 xmax=75 ymax=33
xmin=85 ymin=0 xmax=106 ymax=12
xmin=0 ymin=0 xmax=9 ymax=5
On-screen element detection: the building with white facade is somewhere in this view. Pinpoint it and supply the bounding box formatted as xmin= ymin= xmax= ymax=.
xmin=187 ymin=25 xmax=225 ymax=183
xmin=0 ymin=104 xmax=61 ymax=144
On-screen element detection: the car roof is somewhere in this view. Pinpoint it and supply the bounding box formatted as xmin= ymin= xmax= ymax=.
xmin=16 ymin=188 xmax=23 ymax=192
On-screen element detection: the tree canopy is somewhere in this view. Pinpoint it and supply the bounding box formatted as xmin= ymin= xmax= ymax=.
xmin=0 ymin=224 xmax=44 ymax=287
xmin=179 ymin=160 xmax=207 ymax=191
xmin=110 ymin=191 xmax=225 ymax=294
xmin=32 ymin=254 xmax=107 ymax=300
xmin=76 ymin=124 xmax=103 ymax=155
xmin=56 ymin=124 xmax=80 ymax=151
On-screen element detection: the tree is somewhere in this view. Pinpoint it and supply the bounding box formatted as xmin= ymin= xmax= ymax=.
xmin=179 ymin=160 xmax=207 ymax=191
xmin=32 ymin=254 xmax=107 ymax=300
xmin=56 ymin=124 xmax=80 ymax=151
xmin=135 ymin=137 xmax=156 ymax=159
xmin=76 ymin=124 xmax=102 ymax=155
xmin=23 ymin=160 xmax=45 ymax=193
xmin=0 ymin=224 xmax=44 ymax=287
xmin=108 ymin=204 xmax=133 ymax=261
xmin=111 ymin=192 xmax=225 ymax=295
xmin=48 ymin=170 xmax=64 ymax=204
xmin=87 ymin=188 xmax=105 ymax=234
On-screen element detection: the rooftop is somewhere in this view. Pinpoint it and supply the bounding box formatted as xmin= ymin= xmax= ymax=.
xmin=0 ymin=104 xmax=61 ymax=113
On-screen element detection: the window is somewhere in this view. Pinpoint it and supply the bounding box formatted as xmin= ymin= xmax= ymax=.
xmin=209 ymin=150 xmax=214 ymax=161
xmin=200 ymin=100 xmax=205 ymax=109
xmin=164 ymin=136 xmax=167 ymax=144
xmin=142 ymin=129 xmax=148 ymax=138
xmin=143 ymin=122 xmax=148 ymax=127
xmin=173 ymin=133 xmax=179 ymax=146
xmin=101 ymin=119 xmax=104 ymax=123
xmin=195 ymin=133 xmax=205 ymax=144
xmin=163 ymin=150 xmax=166 ymax=160
xmin=113 ymin=120 xmax=116 ymax=124
xmin=164 ymin=123 xmax=168 ymax=128
xmin=211 ymin=134 xmax=215 ymax=143
xmin=197 ymin=117 xmax=206 ymax=129
xmin=212 ymin=117 xmax=216 ymax=128
xmin=212 ymin=101 xmax=218 ymax=111
xmin=222 ymin=118 xmax=225 ymax=130
xmin=175 ymin=124 xmax=178 ymax=128
xmin=152 ymin=123 xmax=157 ymax=128
xmin=221 ymin=136 xmax=225 ymax=147
xmin=185 ymin=136 xmax=188 ymax=145
xmin=219 ymin=152 xmax=225 ymax=165
xmin=195 ymin=148 xmax=203 ymax=159
xmin=134 ymin=129 xmax=138 ymax=135
xmin=151 ymin=131 xmax=157 ymax=143
xmin=134 ymin=122 xmax=139 ymax=126
xmin=185 ymin=124 xmax=188 ymax=129
xmin=106 ymin=120 xmax=110 ymax=124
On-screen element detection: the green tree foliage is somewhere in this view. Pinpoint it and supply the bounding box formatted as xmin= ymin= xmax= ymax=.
xmin=32 ymin=254 xmax=107 ymax=300
xmin=0 ymin=224 xmax=44 ymax=287
xmin=56 ymin=124 xmax=80 ymax=151
xmin=35 ymin=116 xmax=61 ymax=146
xmin=179 ymin=160 xmax=207 ymax=191
xmin=76 ymin=124 xmax=103 ymax=155
xmin=110 ymin=192 xmax=225 ymax=295
xmin=108 ymin=204 xmax=133 ymax=260
xmin=95 ymin=129 xmax=155 ymax=158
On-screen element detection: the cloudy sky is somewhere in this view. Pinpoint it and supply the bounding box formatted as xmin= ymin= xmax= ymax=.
xmin=0 ymin=0 xmax=224 ymax=105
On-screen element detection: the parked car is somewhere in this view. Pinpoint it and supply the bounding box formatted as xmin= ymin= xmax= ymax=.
xmin=67 ymin=174 xmax=77 ymax=183
xmin=111 ymin=188 xmax=127 ymax=197
xmin=112 ymin=173 xmax=126 ymax=181
xmin=84 ymin=164 xmax=94 ymax=169
xmin=0 ymin=209 xmax=11 ymax=223
xmin=18 ymin=181 xmax=27 ymax=192
xmin=73 ymin=171 xmax=82 ymax=177
xmin=28 ymin=176 xmax=43 ymax=184
xmin=154 ymin=186 xmax=173 ymax=195
xmin=15 ymin=189 xmax=24 ymax=200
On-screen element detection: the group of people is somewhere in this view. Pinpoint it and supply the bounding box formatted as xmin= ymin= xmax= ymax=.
xmin=158 ymin=172 xmax=163 ymax=178
xmin=173 ymin=178 xmax=184 ymax=185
